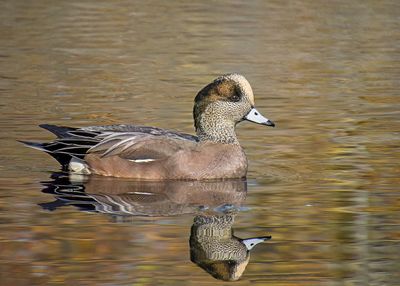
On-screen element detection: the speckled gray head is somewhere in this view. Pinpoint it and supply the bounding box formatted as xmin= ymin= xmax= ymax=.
xmin=193 ymin=73 xmax=275 ymax=144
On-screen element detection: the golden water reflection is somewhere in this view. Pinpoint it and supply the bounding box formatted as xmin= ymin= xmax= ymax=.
xmin=39 ymin=174 xmax=271 ymax=281
xmin=40 ymin=174 xmax=247 ymax=216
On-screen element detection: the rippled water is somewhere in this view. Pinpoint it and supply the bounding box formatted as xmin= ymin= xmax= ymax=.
xmin=1 ymin=0 xmax=399 ymax=285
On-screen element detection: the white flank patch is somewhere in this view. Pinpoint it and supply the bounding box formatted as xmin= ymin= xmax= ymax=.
xmin=69 ymin=158 xmax=91 ymax=174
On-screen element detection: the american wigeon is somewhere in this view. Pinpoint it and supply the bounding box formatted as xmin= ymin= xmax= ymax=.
xmin=21 ymin=73 xmax=275 ymax=180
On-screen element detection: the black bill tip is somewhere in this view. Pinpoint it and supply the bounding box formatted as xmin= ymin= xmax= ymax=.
xmin=265 ymin=120 xmax=275 ymax=127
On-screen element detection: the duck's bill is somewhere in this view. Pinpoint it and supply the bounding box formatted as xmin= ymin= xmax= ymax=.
xmin=242 ymin=235 xmax=272 ymax=250
xmin=245 ymin=108 xmax=275 ymax=127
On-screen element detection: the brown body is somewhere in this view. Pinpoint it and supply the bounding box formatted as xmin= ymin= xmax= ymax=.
xmin=85 ymin=142 xmax=247 ymax=180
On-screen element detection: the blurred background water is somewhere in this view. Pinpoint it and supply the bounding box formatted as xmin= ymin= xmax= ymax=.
xmin=0 ymin=0 xmax=399 ymax=285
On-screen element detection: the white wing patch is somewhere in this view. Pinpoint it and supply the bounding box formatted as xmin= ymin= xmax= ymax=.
xmin=126 ymin=191 xmax=155 ymax=195
xmin=128 ymin=159 xmax=156 ymax=163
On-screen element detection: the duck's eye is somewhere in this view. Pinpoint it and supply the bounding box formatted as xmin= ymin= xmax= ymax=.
xmin=230 ymin=93 xmax=241 ymax=102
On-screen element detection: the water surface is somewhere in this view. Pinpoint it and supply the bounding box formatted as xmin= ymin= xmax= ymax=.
xmin=1 ymin=0 xmax=399 ymax=285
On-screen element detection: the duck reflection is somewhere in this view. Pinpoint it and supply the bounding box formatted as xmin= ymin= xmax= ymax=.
xmin=39 ymin=173 xmax=271 ymax=281
xmin=190 ymin=214 xmax=271 ymax=281
xmin=40 ymin=173 xmax=247 ymax=216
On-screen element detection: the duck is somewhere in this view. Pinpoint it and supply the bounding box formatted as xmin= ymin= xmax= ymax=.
xmin=20 ymin=73 xmax=275 ymax=180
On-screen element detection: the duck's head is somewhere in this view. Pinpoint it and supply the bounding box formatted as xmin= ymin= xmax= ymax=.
xmin=193 ymin=73 xmax=274 ymax=144
xmin=190 ymin=214 xmax=272 ymax=281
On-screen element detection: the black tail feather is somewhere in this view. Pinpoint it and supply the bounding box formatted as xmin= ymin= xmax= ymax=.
xmin=18 ymin=140 xmax=47 ymax=152
xmin=39 ymin=124 xmax=77 ymax=138
xmin=19 ymin=140 xmax=71 ymax=169
xmin=19 ymin=124 xmax=101 ymax=170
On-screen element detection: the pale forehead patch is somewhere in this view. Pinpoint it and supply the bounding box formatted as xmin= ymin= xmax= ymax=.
xmin=216 ymin=73 xmax=255 ymax=105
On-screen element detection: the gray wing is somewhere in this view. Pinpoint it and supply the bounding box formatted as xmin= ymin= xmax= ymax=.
xmin=81 ymin=124 xmax=199 ymax=142
xmin=88 ymin=132 xmax=196 ymax=160
xmin=20 ymin=124 xmax=198 ymax=169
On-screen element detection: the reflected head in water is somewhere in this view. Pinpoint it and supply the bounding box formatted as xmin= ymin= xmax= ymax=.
xmin=190 ymin=214 xmax=271 ymax=281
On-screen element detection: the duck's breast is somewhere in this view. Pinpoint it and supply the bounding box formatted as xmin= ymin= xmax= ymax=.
xmin=166 ymin=143 xmax=248 ymax=180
